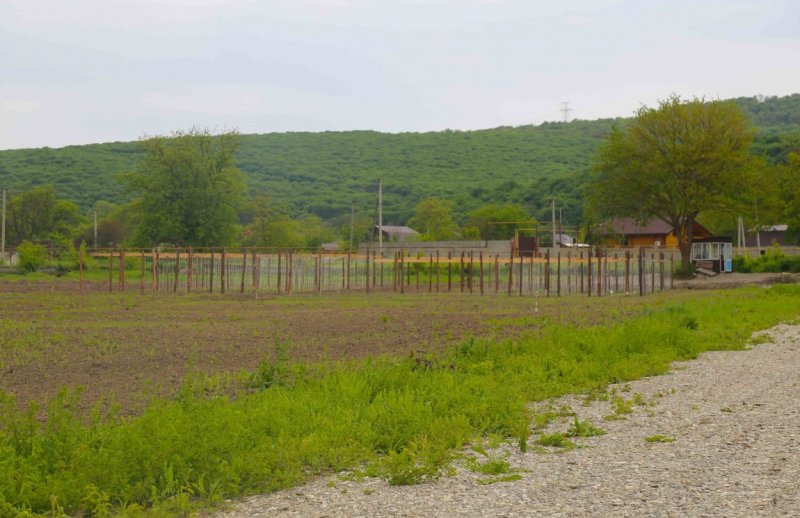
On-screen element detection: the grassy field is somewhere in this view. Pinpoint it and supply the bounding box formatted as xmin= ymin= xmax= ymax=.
xmin=1 ymin=282 xmax=799 ymax=516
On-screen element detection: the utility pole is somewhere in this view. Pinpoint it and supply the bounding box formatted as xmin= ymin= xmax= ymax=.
xmin=378 ymin=179 xmax=383 ymax=254
xmin=93 ymin=211 xmax=98 ymax=249
xmin=349 ymin=200 xmax=356 ymax=253
xmin=1 ymin=189 xmax=6 ymax=261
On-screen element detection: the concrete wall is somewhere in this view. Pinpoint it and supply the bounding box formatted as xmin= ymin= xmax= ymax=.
xmin=359 ymin=240 xmax=512 ymax=257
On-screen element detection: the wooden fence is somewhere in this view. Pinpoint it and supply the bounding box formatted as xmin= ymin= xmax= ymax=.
xmin=84 ymin=247 xmax=674 ymax=297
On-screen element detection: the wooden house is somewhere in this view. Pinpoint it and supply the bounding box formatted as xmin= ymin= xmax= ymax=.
xmin=600 ymin=218 xmax=712 ymax=247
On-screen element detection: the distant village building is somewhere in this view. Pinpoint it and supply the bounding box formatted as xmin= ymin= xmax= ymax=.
xmin=373 ymin=225 xmax=419 ymax=242
xmin=745 ymin=224 xmax=794 ymax=247
xmin=599 ymin=218 xmax=712 ymax=247
xmin=320 ymin=243 xmax=340 ymax=252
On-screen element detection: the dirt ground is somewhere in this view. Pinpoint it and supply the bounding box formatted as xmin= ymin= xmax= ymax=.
xmin=0 ymin=275 xmax=792 ymax=416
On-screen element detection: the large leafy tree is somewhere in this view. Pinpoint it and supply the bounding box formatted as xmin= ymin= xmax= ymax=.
xmin=407 ymin=197 xmax=459 ymax=241
xmin=7 ymin=185 xmax=85 ymax=246
xmin=124 ymin=129 xmax=246 ymax=247
xmin=775 ymin=152 xmax=800 ymax=243
xmin=592 ymin=96 xmax=757 ymax=270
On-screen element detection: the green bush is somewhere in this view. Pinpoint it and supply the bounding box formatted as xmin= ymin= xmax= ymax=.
xmin=733 ymin=244 xmax=800 ymax=273
xmin=16 ymin=241 xmax=47 ymax=273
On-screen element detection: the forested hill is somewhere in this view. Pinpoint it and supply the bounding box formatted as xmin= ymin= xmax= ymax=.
xmin=1 ymin=94 xmax=798 ymax=226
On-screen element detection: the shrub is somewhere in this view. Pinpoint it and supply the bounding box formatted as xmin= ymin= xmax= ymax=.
xmin=17 ymin=241 xmax=47 ymax=272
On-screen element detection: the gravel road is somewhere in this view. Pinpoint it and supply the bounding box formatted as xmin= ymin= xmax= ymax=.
xmin=215 ymin=322 xmax=800 ymax=517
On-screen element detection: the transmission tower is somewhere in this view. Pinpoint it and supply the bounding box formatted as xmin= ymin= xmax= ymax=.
xmin=560 ymin=101 xmax=572 ymax=123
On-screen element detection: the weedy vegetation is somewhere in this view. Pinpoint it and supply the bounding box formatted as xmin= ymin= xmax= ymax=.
xmin=0 ymin=285 xmax=798 ymax=515
xmin=645 ymin=435 xmax=676 ymax=443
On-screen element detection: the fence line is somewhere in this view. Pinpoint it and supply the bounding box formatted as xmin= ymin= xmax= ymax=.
xmin=84 ymin=247 xmax=674 ymax=298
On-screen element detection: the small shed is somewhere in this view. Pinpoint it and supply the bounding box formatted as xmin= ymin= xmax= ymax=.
xmin=691 ymin=237 xmax=733 ymax=274
xmin=373 ymin=225 xmax=419 ymax=242
xmin=745 ymin=224 xmax=794 ymax=247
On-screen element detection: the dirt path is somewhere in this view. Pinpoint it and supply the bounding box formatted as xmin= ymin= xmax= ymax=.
xmin=215 ymin=322 xmax=800 ymax=517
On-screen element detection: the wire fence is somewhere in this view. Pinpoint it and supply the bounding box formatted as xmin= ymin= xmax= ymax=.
xmin=83 ymin=247 xmax=674 ymax=297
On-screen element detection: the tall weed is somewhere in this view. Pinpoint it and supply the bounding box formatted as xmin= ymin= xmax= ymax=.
xmin=0 ymin=285 xmax=798 ymax=515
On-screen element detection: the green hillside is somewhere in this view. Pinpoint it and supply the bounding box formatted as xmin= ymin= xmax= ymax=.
xmin=1 ymin=94 xmax=798 ymax=227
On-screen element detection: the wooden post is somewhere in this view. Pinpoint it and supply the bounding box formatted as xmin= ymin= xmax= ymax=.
xmin=141 ymin=250 xmax=145 ymax=294
xmin=252 ymin=248 xmax=258 ymax=291
xmin=528 ymin=253 xmax=533 ymax=294
xmin=596 ymin=249 xmax=602 ymax=297
xmin=479 ymin=251 xmax=484 ymax=295
xmin=638 ymin=247 xmax=644 ymax=296
xmin=579 ymin=251 xmax=584 ymax=294
xmin=373 ymin=252 xmax=377 ymax=288
xmin=240 ymin=249 xmax=247 ymax=294
xmin=391 ymin=252 xmax=396 ymax=292
xmin=468 ymin=252 xmax=473 ymax=294
xmin=220 ymin=248 xmax=226 ymax=294
xmin=173 ymin=251 xmax=180 ymax=293
xmin=436 ymin=250 xmax=440 ymax=294
xmin=187 ymin=247 xmax=193 ymax=293
xmin=518 ymin=251 xmax=523 ymax=296
xmin=507 ymin=254 xmax=514 ymax=296
xmin=651 ymin=253 xmax=655 ymax=293
xmin=108 ymin=251 xmax=113 ymax=293
xmin=428 ymin=253 xmax=433 ymax=293
xmin=119 ymin=248 xmax=125 ymax=292
xmin=416 ymin=252 xmax=421 ymax=291
xmin=277 ymin=252 xmax=282 ymax=294
xmin=79 ymin=247 xmax=84 ymax=294
xmin=287 ymin=252 xmax=293 ymax=294
xmin=670 ymin=253 xmax=674 ymax=289
xmin=495 ymin=254 xmax=500 ymax=294
xmin=380 ymin=253 xmax=384 ymax=288
xmin=659 ymin=252 xmax=665 ymax=292
xmin=557 ymin=252 xmax=561 ymax=297
xmin=625 ymin=250 xmax=630 ymax=295
xmin=400 ymin=250 xmax=405 ymax=294
xmin=587 ymin=250 xmax=592 ymax=297
xmin=154 ymin=248 xmax=160 ymax=292
xmin=364 ymin=252 xmax=375 ymax=295
xmin=459 ymin=252 xmax=464 ymax=293
xmin=346 ymin=251 xmax=351 ymax=290
xmin=447 ymin=252 xmax=452 ymax=292
xmin=567 ymin=252 xmax=571 ymax=294
xmin=545 ymin=249 xmax=551 ymax=297
xmin=209 ymin=248 xmax=214 ymax=293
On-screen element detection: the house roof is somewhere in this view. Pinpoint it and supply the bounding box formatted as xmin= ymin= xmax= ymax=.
xmin=375 ymin=225 xmax=418 ymax=236
xmin=749 ymin=224 xmax=788 ymax=232
xmin=606 ymin=218 xmax=711 ymax=236
xmin=606 ymin=218 xmax=673 ymax=235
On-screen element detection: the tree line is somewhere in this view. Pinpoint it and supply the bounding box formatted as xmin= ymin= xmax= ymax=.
xmin=3 ymin=95 xmax=799 ymax=262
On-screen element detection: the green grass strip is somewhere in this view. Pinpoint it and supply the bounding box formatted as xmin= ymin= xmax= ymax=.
xmin=1 ymin=285 xmax=798 ymax=516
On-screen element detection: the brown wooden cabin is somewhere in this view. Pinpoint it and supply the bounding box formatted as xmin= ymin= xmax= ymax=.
xmin=600 ymin=218 xmax=712 ymax=247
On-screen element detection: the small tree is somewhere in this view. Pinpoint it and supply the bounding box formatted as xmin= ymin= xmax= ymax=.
xmin=17 ymin=241 xmax=47 ymax=273
xmin=592 ymin=96 xmax=757 ymax=270
xmin=407 ymin=197 xmax=459 ymax=241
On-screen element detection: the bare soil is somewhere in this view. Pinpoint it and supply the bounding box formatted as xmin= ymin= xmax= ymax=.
xmin=1 ymin=274 xmax=794 ymax=416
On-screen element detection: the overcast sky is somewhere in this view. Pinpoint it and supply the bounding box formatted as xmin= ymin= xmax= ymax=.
xmin=1 ymin=0 xmax=798 ymax=150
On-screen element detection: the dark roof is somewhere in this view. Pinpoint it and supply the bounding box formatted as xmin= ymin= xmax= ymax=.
xmin=606 ymin=218 xmax=673 ymax=235
xmin=605 ymin=218 xmax=711 ymax=236
xmin=374 ymin=225 xmax=418 ymax=236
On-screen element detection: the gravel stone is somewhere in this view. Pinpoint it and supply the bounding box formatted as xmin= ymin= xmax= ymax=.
xmin=214 ymin=323 xmax=800 ymax=517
